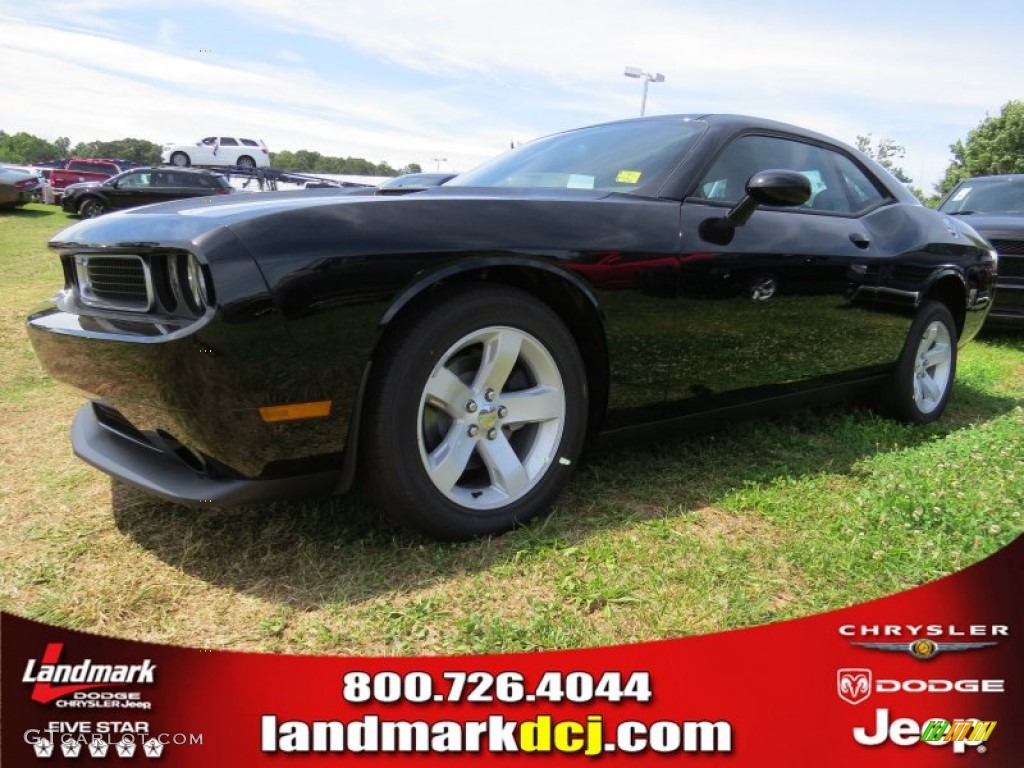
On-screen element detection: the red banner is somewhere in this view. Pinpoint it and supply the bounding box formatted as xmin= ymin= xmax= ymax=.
xmin=3 ymin=535 xmax=1021 ymax=765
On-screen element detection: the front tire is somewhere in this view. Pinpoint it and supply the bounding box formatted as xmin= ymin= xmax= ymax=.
xmin=882 ymin=300 xmax=957 ymax=424
xmin=236 ymin=155 xmax=256 ymax=168
xmin=77 ymin=198 xmax=105 ymax=218
xmin=364 ymin=285 xmax=588 ymax=540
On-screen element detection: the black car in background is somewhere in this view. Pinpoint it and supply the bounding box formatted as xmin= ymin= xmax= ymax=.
xmin=61 ymin=167 xmax=232 ymax=218
xmin=27 ymin=114 xmax=996 ymax=540
xmin=938 ymin=174 xmax=1024 ymax=328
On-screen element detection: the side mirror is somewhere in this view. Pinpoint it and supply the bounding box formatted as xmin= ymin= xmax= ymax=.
xmin=700 ymin=169 xmax=812 ymax=245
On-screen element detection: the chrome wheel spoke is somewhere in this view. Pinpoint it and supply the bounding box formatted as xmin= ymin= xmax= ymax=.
xmin=922 ymin=343 xmax=949 ymax=369
xmin=426 ymin=428 xmax=477 ymax=493
xmin=477 ymin=434 xmax=530 ymax=498
xmin=501 ymin=387 xmax=562 ymax=425
xmin=920 ymin=374 xmax=941 ymax=404
xmin=424 ymin=367 xmax=475 ymax=416
xmin=475 ymin=330 xmax=523 ymax=393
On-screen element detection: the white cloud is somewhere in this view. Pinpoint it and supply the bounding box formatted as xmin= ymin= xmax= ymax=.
xmin=2 ymin=2 xmax=1022 ymax=188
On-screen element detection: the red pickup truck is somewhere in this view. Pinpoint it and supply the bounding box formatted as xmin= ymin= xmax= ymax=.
xmin=48 ymin=159 xmax=124 ymax=198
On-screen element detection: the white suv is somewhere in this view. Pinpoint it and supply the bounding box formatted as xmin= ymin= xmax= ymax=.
xmin=161 ymin=137 xmax=270 ymax=169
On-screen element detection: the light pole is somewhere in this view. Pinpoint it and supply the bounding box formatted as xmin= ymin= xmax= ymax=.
xmin=432 ymin=157 xmax=447 ymax=172
xmin=624 ymin=66 xmax=665 ymax=117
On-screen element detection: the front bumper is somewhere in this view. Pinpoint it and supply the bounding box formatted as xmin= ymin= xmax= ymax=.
xmin=73 ymin=402 xmax=341 ymax=507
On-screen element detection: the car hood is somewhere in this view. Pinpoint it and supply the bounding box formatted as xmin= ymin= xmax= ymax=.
xmin=49 ymin=186 xmax=670 ymax=260
xmin=948 ymin=213 xmax=1024 ymax=238
xmin=62 ymin=181 xmax=103 ymax=193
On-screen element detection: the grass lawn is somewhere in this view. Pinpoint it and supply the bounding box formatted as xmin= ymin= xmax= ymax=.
xmin=1 ymin=202 xmax=1021 ymax=654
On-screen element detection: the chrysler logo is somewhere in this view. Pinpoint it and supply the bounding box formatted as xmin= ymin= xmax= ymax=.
xmin=837 ymin=668 xmax=872 ymax=705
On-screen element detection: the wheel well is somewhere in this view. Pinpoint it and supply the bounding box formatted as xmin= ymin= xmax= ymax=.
xmin=372 ymin=266 xmax=609 ymax=438
xmin=78 ymin=195 xmax=103 ymax=210
xmin=923 ymin=275 xmax=967 ymax=337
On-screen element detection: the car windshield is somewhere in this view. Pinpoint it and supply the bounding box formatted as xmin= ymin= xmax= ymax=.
xmin=447 ymin=119 xmax=706 ymax=195
xmin=939 ymin=178 xmax=1024 ymax=214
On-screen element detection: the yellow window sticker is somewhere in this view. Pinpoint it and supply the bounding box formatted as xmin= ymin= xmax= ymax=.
xmin=616 ymin=170 xmax=642 ymax=184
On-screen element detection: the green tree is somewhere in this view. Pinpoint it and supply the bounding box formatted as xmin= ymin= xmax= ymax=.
xmin=0 ymin=131 xmax=64 ymax=163
xmin=856 ymin=134 xmax=912 ymax=183
xmin=856 ymin=133 xmax=932 ymax=204
xmin=71 ymin=138 xmax=162 ymax=164
xmin=939 ymin=100 xmax=1024 ymax=194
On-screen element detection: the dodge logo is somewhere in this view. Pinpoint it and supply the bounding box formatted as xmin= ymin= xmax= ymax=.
xmin=838 ymin=668 xmax=872 ymax=705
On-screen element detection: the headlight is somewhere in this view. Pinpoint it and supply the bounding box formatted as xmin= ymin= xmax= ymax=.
xmin=168 ymin=253 xmax=211 ymax=315
xmin=186 ymin=253 xmax=209 ymax=309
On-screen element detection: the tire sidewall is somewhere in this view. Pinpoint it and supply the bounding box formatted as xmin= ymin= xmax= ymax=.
xmin=367 ymin=286 xmax=588 ymax=539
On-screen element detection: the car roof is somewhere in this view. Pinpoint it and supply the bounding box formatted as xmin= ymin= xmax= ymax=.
xmin=122 ymin=166 xmax=225 ymax=175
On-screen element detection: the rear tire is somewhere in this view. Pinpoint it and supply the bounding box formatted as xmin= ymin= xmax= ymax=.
xmin=170 ymin=152 xmax=190 ymax=167
xmin=364 ymin=285 xmax=588 ymax=540
xmin=881 ymin=300 xmax=957 ymax=424
xmin=237 ymin=155 xmax=256 ymax=168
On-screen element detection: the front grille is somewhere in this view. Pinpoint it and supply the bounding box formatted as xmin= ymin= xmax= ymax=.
xmin=990 ymin=238 xmax=1024 ymax=256
xmin=74 ymin=255 xmax=153 ymax=311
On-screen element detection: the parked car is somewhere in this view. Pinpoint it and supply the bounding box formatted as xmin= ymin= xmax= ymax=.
xmin=937 ymin=174 xmax=1024 ymax=328
xmin=0 ymin=166 xmax=42 ymax=207
xmin=61 ymin=167 xmax=232 ymax=218
xmin=161 ymin=137 xmax=270 ymax=169
xmin=27 ymin=114 xmax=996 ymax=540
xmin=48 ymin=159 xmax=127 ymax=197
xmin=376 ymin=172 xmax=456 ymax=195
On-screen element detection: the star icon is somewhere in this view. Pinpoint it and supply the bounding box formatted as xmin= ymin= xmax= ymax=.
xmin=115 ymin=738 xmax=137 ymax=758
xmin=33 ymin=737 xmax=55 ymax=758
xmin=143 ymin=738 xmax=165 ymax=758
xmin=89 ymin=737 xmax=110 ymax=758
xmin=61 ymin=739 xmax=83 ymax=757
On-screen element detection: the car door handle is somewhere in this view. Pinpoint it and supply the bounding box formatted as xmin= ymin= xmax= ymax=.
xmin=849 ymin=233 xmax=871 ymax=249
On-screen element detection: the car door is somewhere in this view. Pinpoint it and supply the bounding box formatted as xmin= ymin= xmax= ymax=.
xmin=668 ymin=133 xmax=898 ymax=404
xmin=105 ymin=170 xmax=151 ymax=211
xmin=216 ymin=137 xmax=240 ymax=165
xmin=190 ymin=138 xmax=218 ymax=165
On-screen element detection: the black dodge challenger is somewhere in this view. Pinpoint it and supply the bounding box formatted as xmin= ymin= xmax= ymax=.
xmin=27 ymin=115 xmax=997 ymax=539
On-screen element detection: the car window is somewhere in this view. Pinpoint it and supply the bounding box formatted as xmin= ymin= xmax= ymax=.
xmin=240 ymin=139 xmax=259 ymax=146
xmin=201 ymin=137 xmax=217 ymax=145
xmin=219 ymin=138 xmax=239 ymax=146
xmin=448 ymin=120 xmax=705 ymax=194
xmin=939 ymin=180 xmax=1024 ymax=214
xmin=119 ymin=172 xmax=150 ymax=186
xmin=693 ymin=135 xmax=886 ymax=214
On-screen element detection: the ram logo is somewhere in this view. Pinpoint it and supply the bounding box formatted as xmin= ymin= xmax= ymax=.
xmin=838 ymin=668 xmax=873 ymax=705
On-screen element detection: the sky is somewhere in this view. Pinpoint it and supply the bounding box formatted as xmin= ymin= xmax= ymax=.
xmin=1 ymin=1 xmax=1021 ymax=191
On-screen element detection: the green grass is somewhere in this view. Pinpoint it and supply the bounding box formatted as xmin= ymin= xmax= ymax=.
xmin=1 ymin=202 xmax=1022 ymax=654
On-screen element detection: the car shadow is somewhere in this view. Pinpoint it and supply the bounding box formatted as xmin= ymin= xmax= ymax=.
xmin=110 ymin=380 xmax=1021 ymax=610
xmin=0 ymin=206 xmax=54 ymax=217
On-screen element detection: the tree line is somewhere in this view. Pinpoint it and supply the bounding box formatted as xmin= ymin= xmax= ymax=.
xmin=0 ymin=131 xmax=420 ymax=176
xmin=4 ymin=102 xmax=1022 ymax=188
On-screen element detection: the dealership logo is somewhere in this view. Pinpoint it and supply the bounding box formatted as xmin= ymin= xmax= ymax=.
xmin=839 ymin=624 xmax=1006 ymax=660
xmin=836 ymin=668 xmax=1004 ymax=704
xmin=850 ymin=638 xmax=997 ymax=660
xmin=853 ymin=708 xmax=996 ymax=754
xmin=22 ymin=643 xmax=156 ymax=704
xmin=838 ymin=669 xmax=872 ymax=705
